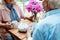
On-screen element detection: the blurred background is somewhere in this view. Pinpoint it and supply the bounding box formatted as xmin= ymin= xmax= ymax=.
xmin=16 ymin=0 xmax=44 ymax=22
xmin=0 ymin=0 xmax=45 ymax=22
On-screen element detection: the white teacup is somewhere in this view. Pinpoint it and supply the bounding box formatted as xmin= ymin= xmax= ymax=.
xmin=11 ymin=21 xmax=18 ymax=28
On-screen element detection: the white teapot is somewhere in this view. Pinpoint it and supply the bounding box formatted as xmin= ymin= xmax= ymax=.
xmin=18 ymin=22 xmax=29 ymax=32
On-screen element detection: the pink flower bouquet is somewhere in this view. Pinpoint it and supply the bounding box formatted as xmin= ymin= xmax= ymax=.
xmin=26 ymin=0 xmax=43 ymax=13
xmin=26 ymin=0 xmax=43 ymax=22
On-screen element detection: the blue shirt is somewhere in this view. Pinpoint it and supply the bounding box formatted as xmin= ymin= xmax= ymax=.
xmin=33 ymin=9 xmax=60 ymax=40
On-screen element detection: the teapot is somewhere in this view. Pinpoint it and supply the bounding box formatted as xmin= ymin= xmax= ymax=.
xmin=18 ymin=22 xmax=29 ymax=32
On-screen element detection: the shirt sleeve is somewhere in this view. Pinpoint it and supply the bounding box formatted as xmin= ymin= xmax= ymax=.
xmin=32 ymin=21 xmax=52 ymax=40
xmin=33 ymin=28 xmax=44 ymax=40
xmin=0 ymin=10 xmax=2 ymax=22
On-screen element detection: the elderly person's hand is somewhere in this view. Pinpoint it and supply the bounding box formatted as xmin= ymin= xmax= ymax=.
xmin=5 ymin=22 xmax=14 ymax=29
xmin=0 ymin=22 xmax=13 ymax=29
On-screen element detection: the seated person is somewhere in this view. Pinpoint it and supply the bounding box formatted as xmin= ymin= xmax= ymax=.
xmin=0 ymin=0 xmax=24 ymax=40
xmin=33 ymin=0 xmax=60 ymax=40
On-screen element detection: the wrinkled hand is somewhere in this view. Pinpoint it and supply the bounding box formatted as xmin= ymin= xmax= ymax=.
xmin=0 ymin=22 xmax=14 ymax=29
xmin=5 ymin=22 xmax=14 ymax=29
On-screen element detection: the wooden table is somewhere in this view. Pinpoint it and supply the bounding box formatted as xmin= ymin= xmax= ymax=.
xmin=8 ymin=29 xmax=27 ymax=40
xmin=7 ymin=19 xmax=32 ymax=40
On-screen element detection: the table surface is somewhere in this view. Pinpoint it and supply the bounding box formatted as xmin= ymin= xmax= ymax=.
xmin=8 ymin=19 xmax=32 ymax=40
xmin=8 ymin=29 xmax=27 ymax=40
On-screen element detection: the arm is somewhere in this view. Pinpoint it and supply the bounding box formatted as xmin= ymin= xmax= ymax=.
xmin=33 ymin=27 xmax=44 ymax=40
xmin=0 ymin=22 xmax=13 ymax=29
xmin=0 ymin=10 xmax=5 ymax=27
xmin=29 ymin=22 xmax=52 ymax=40
xmin=32 ymin=21 xmax=52 ymax=40
xmin=0 ymin=10 xmax=13 ymax=29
